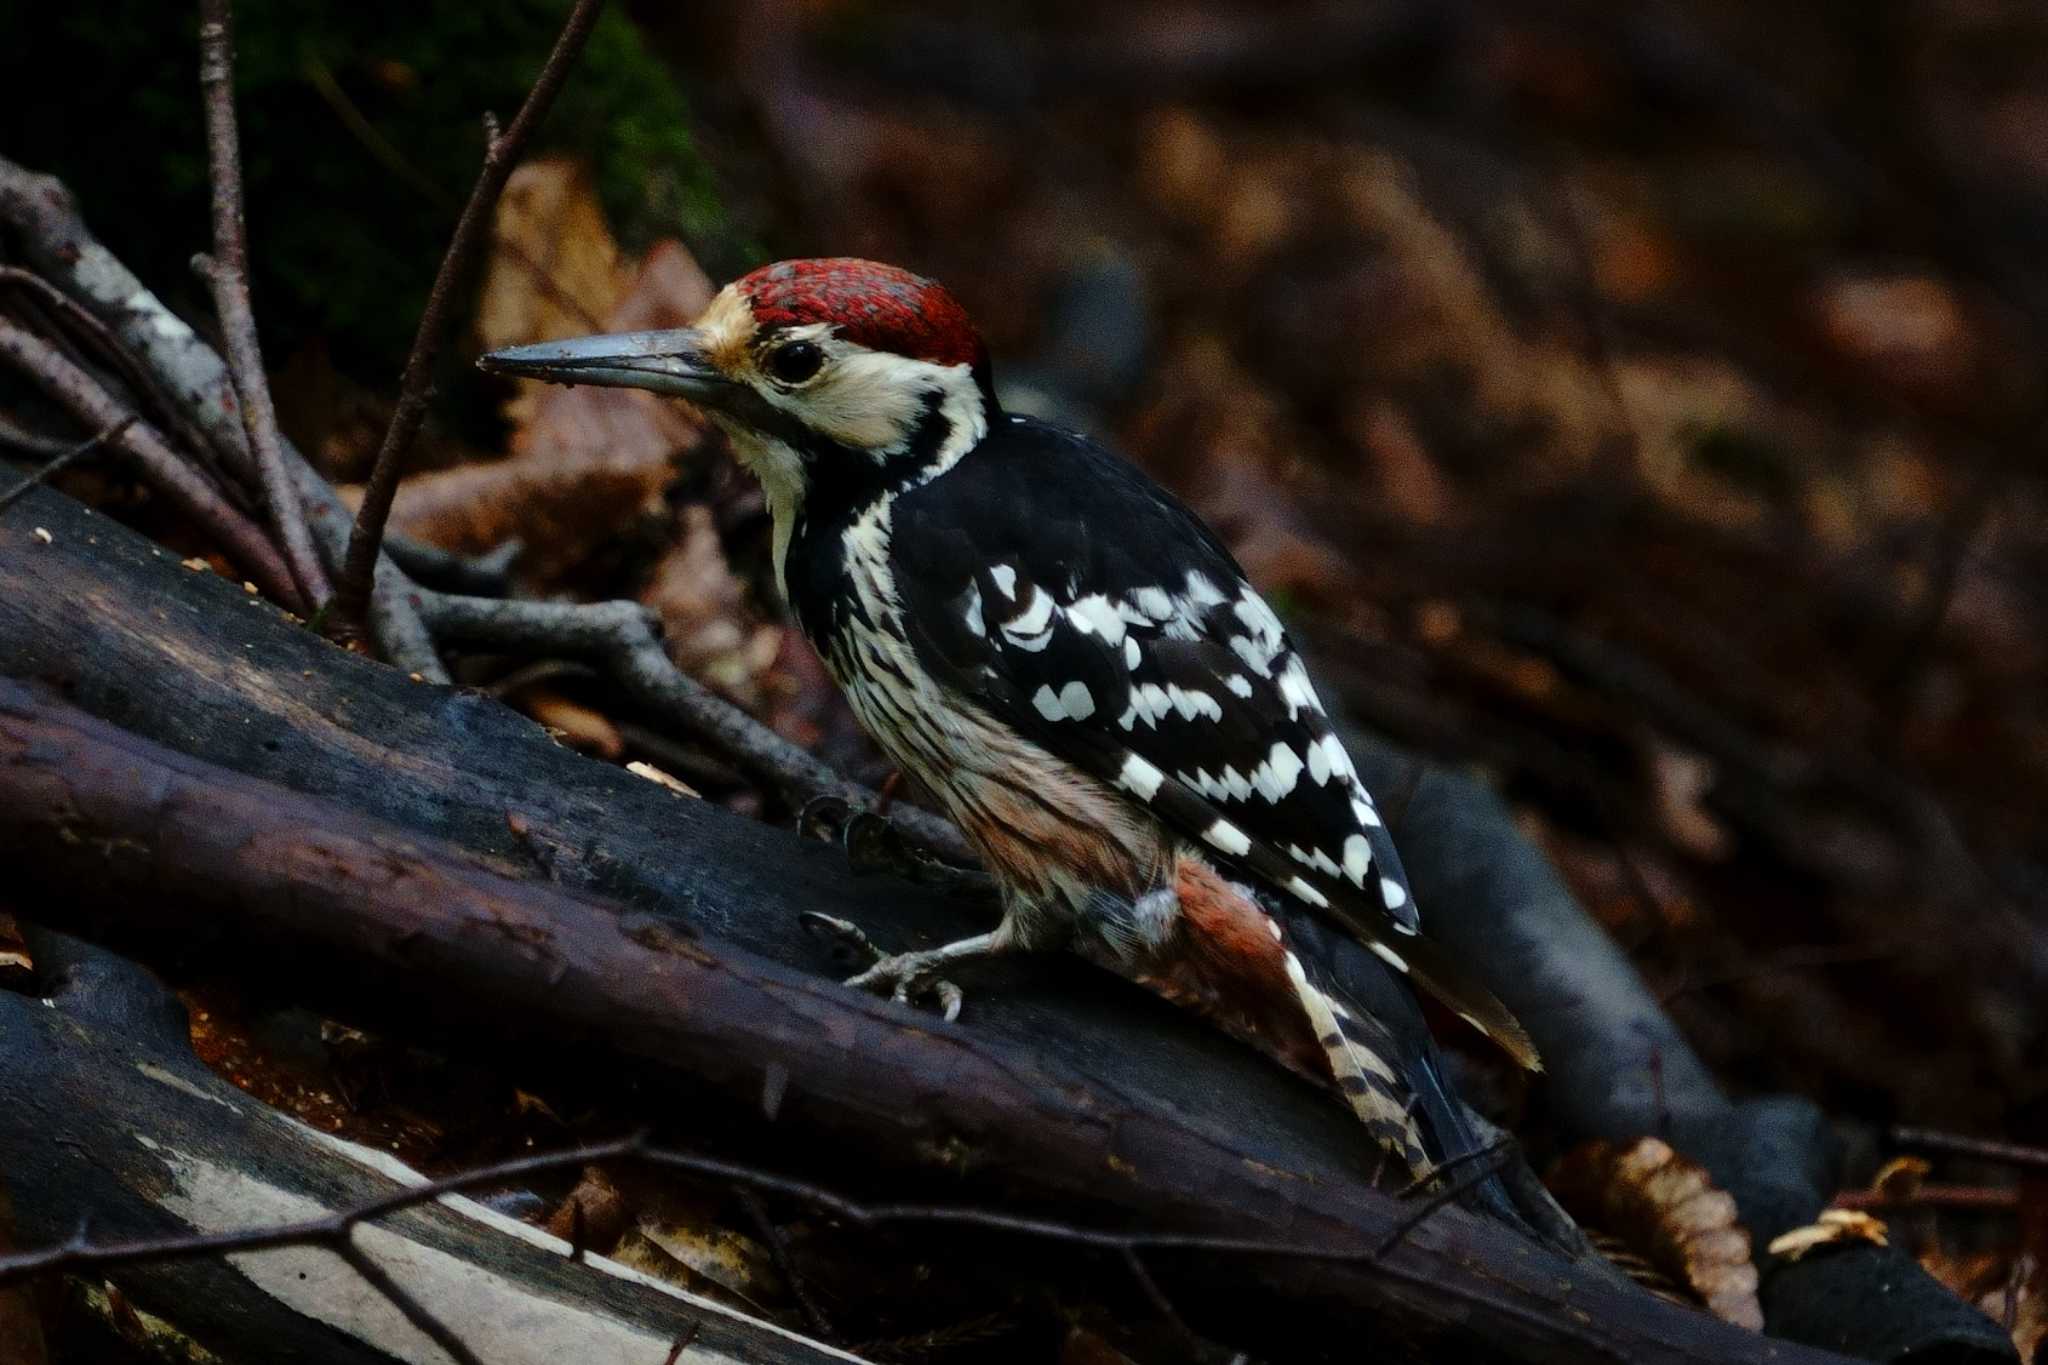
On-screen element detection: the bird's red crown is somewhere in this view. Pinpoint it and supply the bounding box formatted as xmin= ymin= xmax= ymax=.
xmin=735 ymin=258 xmax=985 ymax=370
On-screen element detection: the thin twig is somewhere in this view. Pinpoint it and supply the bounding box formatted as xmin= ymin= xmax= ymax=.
xmin=414 ymin=591 xmax=977 ymax=863
xmin=0 ymin=315 xmax=300 ymax=605
xmin=1832 ymin=1185 xmax=2019 ymax=1213
xmin=196 ymin=0 xmax=331 ymax=608
xmin=0 ymin=155 xmax=447 ymax=679
xmin=737 ymin=1190 xmax=836 ymax=1343
xmin=1374 ymin=1144 xmax=1516 ymax=1259
xmin=337 ymin=1236 xmax=484 ymax=1365
xmin=331 ymin=0 xmax=608 ymax=639
xmin=0 ymin=416 xmax=132 ymax=514
xmin=0 ymin=265 xmax=241 ymax=489
xmin=1890 ymin=1127 xmax=2048 ymax=1173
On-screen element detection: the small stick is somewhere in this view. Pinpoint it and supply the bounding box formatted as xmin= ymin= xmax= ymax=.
xmin=0 ymin=316 xmax=300 ymax=605
xmin=1890 ymin=1126 xmax=2048 ymax=1172
xmin=196 ymin=0 xmax=332 ymax=608
xmin=0 ymin=416 xmax=133 ymax=515
xmin=331 ymin=0 xmax=608 ymax=640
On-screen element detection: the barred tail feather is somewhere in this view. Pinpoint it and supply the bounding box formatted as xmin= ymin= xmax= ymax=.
xmin=1278 ymin=947 xmax=1432 ymax=1177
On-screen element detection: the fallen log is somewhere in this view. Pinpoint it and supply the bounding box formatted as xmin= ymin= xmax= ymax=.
xmin=0 ymin=481 xmax=1848 ymax=1365
xmin=0 ymin=930 xmax=861 ymax=1365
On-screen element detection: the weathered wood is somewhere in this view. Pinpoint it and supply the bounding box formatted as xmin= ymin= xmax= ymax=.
xmin=0 ymin=481 xmax=1855 ymax=1365
xmin=0 ymin=931 xmax=861 ymax=1365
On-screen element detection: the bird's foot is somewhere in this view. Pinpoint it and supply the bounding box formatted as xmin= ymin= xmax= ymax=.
xmin=798 ymin=912 xmax=966 ymax=1021
xmin=796 ymin=795 xmax=997 ymax=900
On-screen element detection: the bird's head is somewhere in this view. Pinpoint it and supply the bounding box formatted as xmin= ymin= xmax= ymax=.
xmin=480 ymin=258 xmax=996 ymax=516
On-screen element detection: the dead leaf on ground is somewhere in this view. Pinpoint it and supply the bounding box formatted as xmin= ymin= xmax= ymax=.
xmin=0 ymin=914 xmax=32 ymax=982
xmin=476 ymin=157 xmax=635 ymax=431
xmin=1768 ymin=1209 xmax=1889 ymax=1262
xmin=641 ymin=503 xmax=781 ymax=709
xmin=352 ymin=239 xmax=717 ymax=581
xmin=518 ymin=687 xmax=625 ymax=760
xmin=1548 ymin=1136 xmax=1763 ymax=1329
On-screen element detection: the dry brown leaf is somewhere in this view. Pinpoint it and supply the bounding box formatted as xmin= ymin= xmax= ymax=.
xmin=519 ymin=687 xmax=624 ymax=760
xmin=1648 ymin=745 xmax=1732 ymax=861
xmin=354 ymin=240 xmax=716 ymax=580
xmin=544 ymin=1165 xmax=631 ymax=1256
xmin=641 ymin=504 xmax=776 ymax=707
xmin=476 ymin=157 xmax=634 ymax=431
xmin=1809 ymin=273 xmax=1986 ymax=417
xmin=0 ymin=913 xmax=31 ymax=981
xmin=1767 ymin=1209 xmax=1889 ymax=1262
xmin=1921 ymin=1248 xmax=2045 ymax=1361
xmin=1548 ymin=1137 xmax=1763 ymax=1329
xmin=1870 ymin=1156 xmax=1932 ymax=1203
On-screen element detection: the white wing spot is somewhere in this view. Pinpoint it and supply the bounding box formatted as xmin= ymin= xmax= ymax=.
xmin=962 ymin=583 xmax=984 ymax=637
xmin=990 ymin=564 xmax=1017 ymax=598
xmin=1124 ymin=636 xmax=1142 ymax=670
xmin=1203 ymin=818 xmax=1252 ymax=857
xmin=1031 ymin=685 xmax=1063 ymax=721
xmin=1005 ymin=585 xmax=1053 ymax=635
xmin=1229 ymin=634 xmax=1276 ymax=677
xmin=1167 ymin=684 xmax=1222 ymax=722
xmin=1116 ymin=751 xmax=1165 ymax=800
xmin=1286 ymin=875 xmax=1331 ymax=908
xmin=1058 ymin=680 xmax=1096 ymax=721
xmin=1277 ymin=655 xmax=1319 ymax=718
xmin=1352 ymin=797 xmax=1383 ymax=828
xmin=1224 ymin=674 xmax=1254 ymax=698
xmin=1380 ymin=877 xmax=1408 ymax=911
xmin=1131 ymin=586 xmax=1175 ymax=621
xmin=1370 ymin=942 xmax=1409 ymax=973
xmin=1344 ymin=833 xmax=1372 ymax=885
xmin=1183 ymin=571 xmax=1230 ymax=608
xmin=1253 ymin=740 xmax=1303 ymax=802
xmin=1068 ymin=593 xmax=1127 ymax=645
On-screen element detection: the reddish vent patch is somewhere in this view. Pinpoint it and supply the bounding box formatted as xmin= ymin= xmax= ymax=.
xmin=736 ymin=258 xmax=985 ymax=369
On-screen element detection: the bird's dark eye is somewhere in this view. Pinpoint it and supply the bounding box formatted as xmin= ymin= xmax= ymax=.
xmin=766 ymin=339 xmax=824 ymax=384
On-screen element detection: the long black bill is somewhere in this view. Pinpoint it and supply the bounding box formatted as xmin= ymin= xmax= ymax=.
xmin=478 ymin=328 xmax=729 ymax=402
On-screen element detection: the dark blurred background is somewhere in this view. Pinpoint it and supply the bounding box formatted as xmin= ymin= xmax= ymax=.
xmin=7 ymin=0 xmax=2046 ymax=1304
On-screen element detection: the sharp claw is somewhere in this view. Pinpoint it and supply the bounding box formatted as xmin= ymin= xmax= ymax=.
xmin=796 ymin=794 xmax=857 ymax=844
xmin=798 ymin=911 xmax=883 ymax=970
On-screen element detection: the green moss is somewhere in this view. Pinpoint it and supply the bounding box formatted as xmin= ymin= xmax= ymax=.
xmin=2 ymin=1 xmax=723 ymax=380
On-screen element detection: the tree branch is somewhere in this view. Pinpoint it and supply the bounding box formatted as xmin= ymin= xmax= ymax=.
xmin=331 ymin=0 xmax=608 ymax=638
xmin=195 ymin=0 xmax=331 ymax=609
xmin=0 ymin=316 xmax=299 ymax=605
xmin=0 ymin=154 xmax=447 ymax=678
xmin=0 ymin=416 xmax=131 ymax=514
xmin=416 ymin=591 xmax=976 ymax=864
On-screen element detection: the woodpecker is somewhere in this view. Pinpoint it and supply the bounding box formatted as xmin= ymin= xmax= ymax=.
xmin=482 ymin=258 xmax=1539 ymax=1202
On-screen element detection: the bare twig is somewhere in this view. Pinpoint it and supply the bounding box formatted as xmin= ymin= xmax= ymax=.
xmin=195 ymin=0 xmax=331 ymax=608
xmin=0 ymin=416 xmax=132 ymax=514
xmin=1891 ymin=1127 xmax=2048 ymax=1173
xmin=0 ymin=155 xmax=447 ymax=678
xmin=332 ymin=0 xmax=608 ymax=638
xmin=0 ymin=266 xmax=239 ymax=486
xmin=1832 ymin=1185 xmax=2020 ymax=1213
xmin=0 ymin=1129 xmax=1485 ymax=1359
xmin=737 ymin=1190 xmax=837 ymax=1343
xmin=0 ymin=316 xmax=299 ymax=604
xmin=414 ymin=591 xmax=977 ymax=863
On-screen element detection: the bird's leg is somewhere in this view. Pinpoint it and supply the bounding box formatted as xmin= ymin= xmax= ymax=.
xmin=799 ymin=911 xmax=1035 ymax=1022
